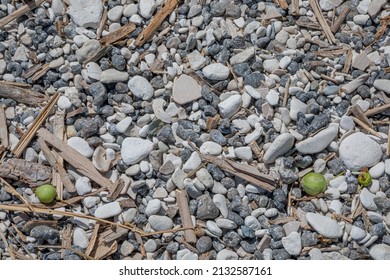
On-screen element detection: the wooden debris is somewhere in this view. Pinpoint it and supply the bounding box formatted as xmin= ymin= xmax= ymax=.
xmin=365 ymin=103 xmax=390 ymax=117
xmin=52 ymin=111 xmax=66 ymax=199
xmin=0 ymin=105 xmax=8 ymax=150
xmin=368 ymin=15 xmax=390 ymax=48
xmin=269 ymin=216 xmax=296 ymax=225
xmin=387 ymin=126 xmax=390 ymax=157
xmin=0 ymin=177 xmax=34 ymax=212
xmin=282 ymin=76 xmax=291 ymax=107
xmin=331 ymin=5 xmax=351 ymax=33
xmin=291 ymin=0 xmax=299 ymax=16
xmin=314 ymin=46 xmax=348 ymax=58
xmin=176 ymin=190 xmax=197 ymax=244
xmin=22 ymin=64 xmax=44 ymax=79
xmin=351 ymin=116 xmax=382 ymax=138
xmin=135 ymin=233 xmax=146 ymax=257
xmin=37 ymin=128 xmax=115 ymax=190
xmin=248 ymin=141 xmax=263 ymax=159
xmin=295 ymin=19 xmax=322 ymax=30
xmin=349 ymin=104 xmax=372 ymax=128
xmin=0 ymin=82 xmax=48 ymax=105
xmin=97 ymin=6 xmax=108 ymax=40
xmin=85 ymin=223 xmax=100 ymax=256
xmin=135 ymin=0 xmax=179 ymax=46
xmin=66 ymin=107 xmax=87 ymax=119
xmin=342 ymin=47 xmax=353 ymax=73
xmin=309 ymin=0 xmax=336 ymax=44
xmin=205 ymin=114 xmax=220 ymax=132
xmin=82 ymin=45 xmax=112 ymax=67
xmin=107 ymin=179 xmax=125 ymax=201
xmin=276 ymin=0 xmax=289 ymax=10
xmin=0 ymin=159 xmax=52 ymax=187
xmin=31 ymin=63 xmax=50 ymax=82
xmin=0 ymin=0 xmax=45 ymax=28
xmin=100 ymin=22 xmax=136 ymax=46
xmin=13 ymin=92 xmax=60 ymax=158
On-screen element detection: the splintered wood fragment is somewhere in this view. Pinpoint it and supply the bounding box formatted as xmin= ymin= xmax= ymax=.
xmin=82 ymin=45 xmax=112 ymax=67
xmin=277 ymin=0 xmax=289 ymax=9
xmin=0 ymin=177 xmax=34 ymax=213
xmin=248 ymin=141 xmax=262 ymax=159
xmin=37 ymin=138 xmax=76 ymax=194
xmin=291 ymin=0 xmax=299 ymax=16
xmin=91 ymin=236 xmax=118 ymax=260
xmin=206 ymin=114 xmax=220 ymax=132
xmin=107 ymin=179 xmax=125 ymax=200
xmin=100 ymin=22 xmax=136 ymax=46
xmin=31 ymin=63 xmax=49 ymax=82
xmin=349 ymin=104 xmax=372 ymax=128
xmin=0 ymin=83 xmax=48 ymax=105
xmin=101 ymin=227 xmax=129 ymax=243
xmin=198 ymin=153 xmax=276 ymax=192
xmin=85 ymin=223 xmax=100 ymax=256
xmin=351 ymin=116 xmax=382 ymax=138
xmin=331 ymin=5 xmax=351 ymax=33
xmin=135 ymin=0 xmax=179 ymax=46
xmin=37 ymin=128 xmax=115 ymax=190
xmin=52 ymin=111 xmax=66 ymax=199
xmin=66 ymin=107 xmax=87 ymax=119
xmin=135 ymin=233 xmax=146 ymax=257
xmin=176 ymin=190 xmax=197 ymax=244
xmin=0 ymin=0 xmax=45 ymax=28
xmin=269 ymin=216 xmax=296 ymax=225
xmin=295 ymin=20 xmax=322 ymax=30
xmin=12 ymin=92 xmax=60 ymax=158
xmin=97 ymin=6 xmax=108 ymax=40
xmin=22 ymin=64 xmax=43 ymax=79
xmin=365 ymin=103 xmax=390 ymax=117
xmin=0 ymin=105 xmax=8 ymax=149
xmin=314 ymin=46 xmax=347 ymax=58
xmin=282 ymin=76 xmax=291 ymax=107
xmin=342 ymin=47 xmax=352 ymax=73
xmin=309 ymin=0 xmax=336 ymax=44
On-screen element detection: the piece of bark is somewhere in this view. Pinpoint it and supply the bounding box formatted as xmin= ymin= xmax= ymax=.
xmin=176 ymin=190 xmax=197 ymax=244
xmin=13 ymin=92 xmax=60 ymax=158
xmin=107 ymin=179 xmax=125 ymax=201
xmin=66 ymin=107 xmax=87 ymax=119
xmin=309 ymin=0 xmax=336 ymax=44
xmin=277 ymin=0 xmax=289 ymax=9
xmin=295 ymin=19 xmax=322 ymax=30
xmin=0 ymin=0 xmax=45 ymax=28
xmin=97 ymin=6 xmax=108 ymax=40
xmin=85 ymin=223 xmax=100 ymax=256
xmin=291 ymin=0 xmax=299 ymax=16
xmin=37 ymin=128 xmax=115 ymax=190
xmin=135 ymin=0 xmax=179 ymax=46
xmin=331 ymin=6 xmax=351 ymax=33
xmin=22 ymin=64 xmax=43 ymax=79
xmin=100 ymin=22 xmax=136 ymax=46
xmin=342 ymin=47 xmax=353 ymax=73
xmin=0 ymin=83 xmax=48 ymax=105
xmin=0 ymin=105 xmax=8 ymax=149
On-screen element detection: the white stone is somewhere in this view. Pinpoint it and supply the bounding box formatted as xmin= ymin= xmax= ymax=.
xmin=116 ymin=117 xmax=132 ymax=134
xmin=385 ymin=159 xmax=390 ymax=176
xmin=306 ymin=212 xmax=343 ymax=238
xmin=139 ymin=0 xmax=156 ymax=19
xmin=282 ymin=232 xmax=302 ymax=255
xmin=145 ymin=199 xmax=161 ymax=216
xmin=296 ymin=124 xmax=338 ymax=154
xmin=202 ymin=63 xmax=230 ymax=80
xmin=229 ymin=47 xmax=255 ymax=66
xmin=213 ymin=194 xmax=228 ymax=218
xmin=374 ymin=79 xmax=390 ymax=94
xmin=359 ymin=188 xmax=377 ymax=211
xmin=123 ymin=4 xmax=138 ymax=17
xmin=263 ymin=59 xmax=279 ymax=73
xmin=289 ymin=97 xmax=307 ymax=121
xmin=319 ymin=0 xmax=343 ymax=11
xmin=144 ymin=239 xmax=157 ymax=252
xmin=172 ymin=74 xmax=202 ymax=105
xmin=279 ymin=56 xmax=292 ymax=69
xmin=52 ymin=0 xmax=64 ymax=15
xmin=218 ymin=95 xmax=242 ymax=118
xmin=216 ymin=249 xmax=238 ymax=260
xmin=94 ymin=202 xmax=122 ymax=218
xmin=245 ymin=216 xmax=262 ymax=231
xmin=206 ymin=220 xmax=223 ymax=236
xmin=350 ymin=226 xmax=366 ymax=241
xmin=73 ymin=228 xmax=89 ymax=249
xmin=216 ymin=219 xmax=237 ymax=229
xmin=200 ymin=141 xmax=222 ymax=156
xmin=128 ymin=76 xmax=154 ymax=100
xmin=313 ymin=158 xmax=326 ymax=173
xmin=86 ymin=62 xmax=102 ymax=81
xmin=100 ymin=69 xmax=128 ymax=84
xmin=266 ymin=90 xmax=279 ymax=106
xmin=234 ymin=147 xmax=252 ymax=162
xmin=354 ymin=14 xmax=370 ymax=25
xmin=183 ymin=152 xmax=201 ymax=172
xmin=196 ymin=168 xmax=214 ymax=188
xmin=0 ymin=60 xmax=6 ymax=74
xmin=339 ymin=132 xmax=382 ymax=171
xmin=148 ymin=215 xmax=173 ymax=231
xmin=67 ymin=137 xmax=93 ymax=158
xmin=121 ymin=137 xmax=154 ymax=165
xmin=187 ymin=50 xmax=207 ymax=70
xmin=107 ymin=5 xmax=123 ymax=22
xmin=57 ymin=96 xmax=72 ymax=110
xmin=329 ymin=200 xmax=343 ymax=214
xmin=83 ymin=196 xmax=100 ymax=208
xmin=370 ymin=244 xmax=390 ymax=260
xmin=75 ymin=177 xmax=92 ymax=196
xmin=369 ymin=162 xmax=385 ymax=179
xmin=67 ymin=0 xmax=103 ymax=28
xmin=357 ymin=0 xmax=371 ymax=14
xmin=340 ymin=115 xmax=355 ymax=131
xmin=263 ymin=133 xmax=295 ymax=164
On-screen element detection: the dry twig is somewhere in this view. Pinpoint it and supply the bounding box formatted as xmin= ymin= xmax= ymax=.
xmin=309 ymin=0 xmax=336 ymax=44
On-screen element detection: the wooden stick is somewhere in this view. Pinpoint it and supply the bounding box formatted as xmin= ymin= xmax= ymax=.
xmin=0 ymin=83 xmax=48 ymax=105
xmin=351 ymin=116 xmax=382 ymax=138
xmin=85 ymin=223 xmax=100 ymax=256
xmin=82 ymin=45 xmax=112 ymax=67
xmin=331 ymin=6 xmax=351 ymax=33
xmin=107 ymin=179 xmax=125 ymax=201
xmin=12 ymin=92 xmax=60 ymax=158
xmin=22 ymin=64 xmax=43 ymax=79
xmin=37 ymin=128 xmax=114 ymax=191
xmin=365 ymin=103 xmax=390 ymax=117
xmin=0 ymin=105 xmax=8 ymax=149
xmin=278 ymin=0 xmax=289 ymax=10
xmin=135 ymin=0 xmax=179 ymax=46
xmin=97 ymin=6 xmax=108 ymax=40
xmin=291 ymin=0 xmax=299 ymax=16
xmin=295 ymin=20 xmax=322 ymax=30
xmin=31 ymin=63 xmax=50 ymax=82
xmin=0 ymin=178 xmax=35 ymax=213
xmin=176 ymin=190 xmax=197 ymax=244
xmin=282 ymin=77 xmax=291 ymax=108
xmin=52 ymin=111 xmax=66 ymax=198
xmin=100 ymin=22 xmax=136 ymax=46
xmin=349 ymin=104 xmax=372 ymax=128
xmin=342 ymin=47 xmax=352 ymax=73
xmin=0 ymin=0 xmax=45 ymax=28
xmin=309 ymin=0 xmax=336 ymax=44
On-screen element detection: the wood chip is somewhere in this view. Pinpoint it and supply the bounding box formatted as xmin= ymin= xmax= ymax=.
xmin=331 ymin=5 xmax=351 ymax=33
xmin=135 ymin=0 xmax=179 ymax=46
xmin=100 ymin=22 xmax=136 ymax=46
xmin=309 ymin=0 xmax=336 ymax=44
xmin=0 ymin=82 xmax=48 ymax=105
xmin=107 ymin=179 xmax=125 ymax=201
xmin=0 ymin=0 xmax=45 ymax=28
xmin=176 ymin=190 xmax=197 ymax=244
xmin=365 ymin=103 xmax=390 ymax=117
xmin=0 ymin=105 xmax=8 ymax=149
xmin=13 ymin=92 xmax=60 ymax=158
xmin=291 ymin=0 xmax=299 ymax=16
xmin=31 ymin=63 xmax=50 ymax=82
xmin=22 ymin=64 xmax=43 ymax=79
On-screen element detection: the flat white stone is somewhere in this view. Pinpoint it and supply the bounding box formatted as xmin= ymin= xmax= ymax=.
xmin=229 ymin=47 xmax=255 ymax=66
xmin=121 ymin=137 xmax=154 ymax=165
xmin=73 ymin=228 xmax=89 ymax=249
xmin=306 ymin=212 xmax=343 ymax=238
xmin=296 ymin=124 xmax=338 ymax=154
xmin=148 ymin=215 xmax=173 ymax=231
xmin=263 ymin=133 xmax=295 ymax=163
xmin=67 ymin=0 xmax=103 ymax=28
xmin=128 ymin=76 xmax=154 ymax=100
xmin=202 ymin=63 xmax=230 ymax=80
xmin=370 ymin=244 xmax=390 ymax=260
xmin=216 ymin=249 xmax=238 ymax=260
xmin=282 ymin=232 xmax=302 ymax=255
xmin=289 ymin=97 xmax=307 ymax=121
xmin=116 ymin=117 xmax=133 ymax=134
xmin=218 ymin=95 xmax=242 ymax=118
xmin=200 ymin=141 xmax=222 ymax=156
xmin=183 ymin=152 xmax=201 ymax=172
xmin=145 ymin=199 xmax=161 ymax=216
xmin=67 ymin=137 xmax=93 ymax=158
xmin=374 ymin=79 xmax=390 ymax=94
xmin=350 ymin=226 xmax=366 ymax=241
xmin=369 ymin=162 xmax=385 ymax=179
xmin=94 ymin=202 xmax=122 ymax=218
xmin=139 ymin=0 xmax=156 ymax=19
xmin=359 ymin=188 xmax=377 ymax=211
xmin=172 ymin=74 xmax=202 ymax=105
xmin=100 ymin=69 xmax=129 ymax=83
xmin=75 ymin=177 xmax=92 ymax=196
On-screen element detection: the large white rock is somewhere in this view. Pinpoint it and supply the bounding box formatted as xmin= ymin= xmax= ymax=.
xmin=370 ymin=244 xmax=390 ymax=260
xmin=339 ymin=132 xmax=382 ymax=171
xmin=218 ymin=95 xmax=242 ymax=118
xmin=128 ymin=76 xmax=154 ymax=100
xmin=374 ymin=79 xmax=390 ymax=94
xmin=306 ymin=213 xmax=343 ymax=238
xmin=139 ymin=0 xmax=156 ymax=19
xmin=67 ymin=137 xmax=94 ymax=158
xmin=121 ymin=137 xmax=154 ymax=165
xmin=67 ymin=0 xmax=103 ymax=28
xmin=296 ymin=124 xmax=338 ymax=154
xmin=100 ymin=69 xmax=129 ymax=83
xmin=202 ymin=63 xmax=230 ymax=80
xmin=94 ymin=202 xmax=122 ymax=219
xmin=263 ymin=133 xmax=295 ymax=164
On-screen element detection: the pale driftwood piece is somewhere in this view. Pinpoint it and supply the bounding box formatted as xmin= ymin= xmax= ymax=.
xmin=282 ymin=76 xmax=291 ymax=107
xmin=100 ymin=22 xmax=136 ymax=46
xmin=97 ymin=6 xmax=108 ymax=40
xmin=37 ymin=138 xmax=76 ymax=194
xmin=331 ymin=5 xmax=351 ymax=33
xmin=0 ymin=105 xmax=8 ymax=149
xmin=320 ymin=74 xmax=338 ymax=84
xmin=342 ymin=47 xmax=353 ymax=73
xmin=351 ymin=116 xmax=382 ymax=138
xmin=135 ymin=0 xmax=179 ymax=46
xmin=85 ymin=223 xmax=100 ymax=257
xmin=37 ymin=128 xmax=115 ymax=191
xmin=309 ymin=0 xmax=336 ymax=44
xmin=349 ymin=104 xmax=372 ymax=128
xmin=176 ymin=190 xmax=197 ymax=244
xmin=12 ymin=92 xmax=60 ymax=158
xmin=22 ymin=64 xmax=43 ymax=79
xmin=0 ymin=0 xmax=45 ymax=28
xmin=387 ymin=126 xmax=390 ymax=157
xmin=291 ymin=0 xmax=299 ymax=16
xmin=0 ymin=83 xmax=48 ymax=105
xmin=107 ymin=179 xmax=125 ymax=201
xmin=295 ymin=20 xmax=322 ymax=30
xmin=52 ymin=111 xmax=65 ymax=199
xmin=82 ymin=45 xmax=112 ymax=67
xmin=365 ymin=103 xmax=390 ymax=117
xmin=314 ymin=46 xmax=347 ymax=58
xmin=66 ymin=107 xmax=87 ymax=119
xmin=31 ymin=63 xmax=49 ymax=82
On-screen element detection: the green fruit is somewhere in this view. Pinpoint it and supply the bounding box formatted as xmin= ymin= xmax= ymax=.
xmin=35 ymin=184 xmax=57 ymax=204
xmin=358 ymin=171 xmax=372 ymax=188
xmin=301 ymin=173 xmax=327 ymax=196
